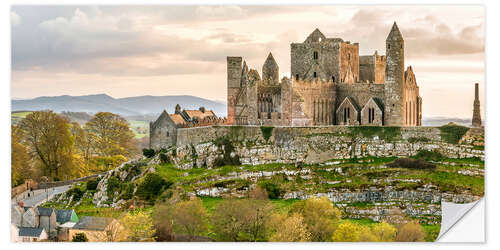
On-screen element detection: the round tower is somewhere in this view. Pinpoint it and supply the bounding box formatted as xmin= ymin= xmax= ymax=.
xmin=384 ymin=22 xmax=405 ymax=126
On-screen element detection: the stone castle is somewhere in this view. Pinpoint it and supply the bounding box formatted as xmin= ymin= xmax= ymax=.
xmin=150 ymin=22 xmax=424 ymax=148
xmin=228 ymin=22 xmax=422 ymax=127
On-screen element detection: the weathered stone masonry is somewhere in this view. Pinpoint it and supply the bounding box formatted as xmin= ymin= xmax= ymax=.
xmin=151 ymin=125 xmax=484 ymax=169
xmin=227 ymin=22 xmax=423 ymax=127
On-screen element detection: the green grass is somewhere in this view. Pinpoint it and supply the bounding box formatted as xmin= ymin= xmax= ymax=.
xmin=438 ymin=124 xmax=470 ymax=144
xmin=128 ymin=119 xmax=149 ymax=139
xmin=422 ymin=224 xmax=441 ymax=241
xmin=11 ymin=111 xmax=32 ymax=118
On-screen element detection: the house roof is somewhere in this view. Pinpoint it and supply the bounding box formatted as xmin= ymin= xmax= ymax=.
xmin=73 ymin=216 xmax=114 ymax=231
xmin=18 ymin=227 xmax=45 ymax=237
xmin=183 ymin=110 xmax=216 ymax=120
xmin=55 ymin=209 xmax=75 ymax=224
xmin=37 ymin=207 xmax=54 ymax=217
xmin=60 ymin=222 xmax=77 ymax=228
xmin=169 ymin=114 xmax=186 ymax=125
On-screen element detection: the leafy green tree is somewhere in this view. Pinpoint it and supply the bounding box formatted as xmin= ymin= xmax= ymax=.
xmin=395 ymin=221 xmax=425 ymax=242
xmin=171 ymin=197 xmax=208 ymax=240
xmin=136 ymin=173 xmax=171 ymax=201
xmin=85 ymin=112 xmax=137 ymax=157
xmin=120 ymin=211 xmax=156 ymax=242
xmin=267 ymin=212 xmax=310 ymax=242
xmin=372 ymin=221 xmax=397 ymax=242
xmin=11 ymin=125 xmax=34 ymax=187
xmin=290 ymin=196 xmax=341 ymax=241
xmin=19 ymin=111 xmax=75 ymax=180
xmin=332 ymin=221 xmax=361 ymax=242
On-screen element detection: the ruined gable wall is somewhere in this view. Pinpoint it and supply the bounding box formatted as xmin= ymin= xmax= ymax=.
xmin=150 ymin=113 xmax=178 ymax=150
xmin=340 ymin=42 xmax=360 ymax=83
xmin=291 ymin=41 xmax=340 ymax=82
xmin=335 ymin=83 xmax=385 ymax=112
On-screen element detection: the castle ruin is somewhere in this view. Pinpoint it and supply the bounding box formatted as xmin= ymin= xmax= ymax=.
xmin=228 ymin=22 xmax=423 ymax=127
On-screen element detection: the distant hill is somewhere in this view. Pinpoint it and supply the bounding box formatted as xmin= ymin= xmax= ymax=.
xmin=12 ymin=94 xmax=227 ymax=117
xmin=422 ymin=117 xmax=481 ymax=127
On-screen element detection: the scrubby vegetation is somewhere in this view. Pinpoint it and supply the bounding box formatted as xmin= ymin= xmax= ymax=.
xmin=438 ymin=123 xmax=470 ymax=144
xmin=136 ymin=173 xmax=173 ymax=202
xmin=351 ymin=126 xmax=401 ymax=141
xmin=260 ymin=126 xmax=274 ymax=142
xmin=387 ymin=158 xmax=436 ymax=170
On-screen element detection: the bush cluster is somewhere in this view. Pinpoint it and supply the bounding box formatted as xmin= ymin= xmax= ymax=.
xmin=136 ymin=173 xmax=173 ymax=202
xmin=387 ymin=158 xmax=436 ymax=170
xmin=67 ymin=187 xmax=84 ymax=201
xmin=86 ymin=179 xmax=99 ymax=191
xmin=414 ymin=150 xmax=443 ymax=161
xmin=142 ymin=148 xmax=156 ymax=158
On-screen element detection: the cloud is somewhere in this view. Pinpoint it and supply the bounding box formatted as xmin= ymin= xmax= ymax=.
xmin=11 ymin=11 xmax=21 ymax=26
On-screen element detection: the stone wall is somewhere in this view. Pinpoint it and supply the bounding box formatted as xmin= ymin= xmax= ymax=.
xmin=170 ymin=125 xmax=484 ymax=169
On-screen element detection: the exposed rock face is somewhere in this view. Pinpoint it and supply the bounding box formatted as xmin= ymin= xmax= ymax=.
xmin=167 ymin=126 xmax=484 ymax=169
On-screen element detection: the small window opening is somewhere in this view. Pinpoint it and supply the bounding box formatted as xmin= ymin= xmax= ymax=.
xmin=313 ymin=72 xmax=317 ymax=78
xmin=313 ymin=51 xmax=318 ymax=60
xmin=332 ymin=76 xmax=335 ymax=82
xmin=295 ymin=74 xmax=299 ymax=81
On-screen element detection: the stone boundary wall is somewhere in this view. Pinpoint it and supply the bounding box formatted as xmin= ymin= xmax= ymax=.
xmin=171 ymin=125 xmax=483 ymax=169
xmin=37 ymin=173 xmax=105 ymax=189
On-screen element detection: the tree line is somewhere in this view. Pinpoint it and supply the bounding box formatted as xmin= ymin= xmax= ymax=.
xmin=12 ymin=111 xmax=137 ymax=186
xmin=82 ymin=187 xmax=428 ymax=242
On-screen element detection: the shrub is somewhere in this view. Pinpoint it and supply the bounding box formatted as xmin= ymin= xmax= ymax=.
xmin=121 ymin=183 xmax=135 ymax=200
xmin=107 ymin=176 xmax=121 ymax=196
xmin=438 ymin=124 xmax=469 ymax=144
xmin=86 ymin=179 xmax=99 ymax=191
xmin=387 ymin=158 xmax=436 ymax=170
xmin=159 ymin=153 xmax=170 ymax=164
xmin=408 ymin=137 xmax=430 ymax=143
xmin=415 ymin=150 xmax=443 ymax=161
xmin=72 ymin=233 xmax=88 ymax=242
xmin=258 ymin=181 xmax=284 ymax=199
xmin=142 ymin=148 xmax=156 ymax=158
xmin=136 ymin=173 xmax=173 ymax=202
xmin=67 ymin=187 xmax=84 ymax=201
xmin=260 ymin=126 xmax=274 ymax=142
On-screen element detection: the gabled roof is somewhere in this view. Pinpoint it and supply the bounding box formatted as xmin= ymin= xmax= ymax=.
xmin=18 ymin=227 xmax=45 ymax=237
xmin=305 ymin=28 xmax=327 ymax=43
xmin=169 ymin=114 xmax=186 ymax=125
xmin=55 ymin=209 xmax=76 ymax=224
xmin=36 ymin=207 xmax=54 ymax=217
xmin=72 ymin=216 xmax=114 ymax=231
xmin=372 ymin=97 xmax=385 ymax=111
xmin=339 ymin=96 xmax=361 ymax=112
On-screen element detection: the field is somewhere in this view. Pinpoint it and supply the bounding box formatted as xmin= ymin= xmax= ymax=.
xmin=128 ymin=120 xmax=149 ymax=138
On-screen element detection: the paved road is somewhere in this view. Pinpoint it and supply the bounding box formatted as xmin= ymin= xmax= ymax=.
xmin=12 ymin=185 xmax=70 ymax=207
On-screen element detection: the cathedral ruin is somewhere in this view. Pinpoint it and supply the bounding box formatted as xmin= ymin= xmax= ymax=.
xmin=227 ymin=22 xmax=423 ymax=127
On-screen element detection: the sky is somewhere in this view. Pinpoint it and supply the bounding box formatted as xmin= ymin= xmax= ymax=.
xmin=10 ymin=5 xmax=484 ymax=118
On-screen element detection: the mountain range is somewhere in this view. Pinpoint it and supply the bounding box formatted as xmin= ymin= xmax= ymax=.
xmin=12 ymin=94 xmax=227 ymax=117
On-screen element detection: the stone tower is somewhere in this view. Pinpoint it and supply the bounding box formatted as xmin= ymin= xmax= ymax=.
xmin=262 ymin=52 xmax=279 ymax=84
xmin=384 ymin=22 xmax=405 ymax=126
xmin=227 ymin=56 xmax=243 ymax=124
xmin=472 ymin=83 xmax=482 ymax=127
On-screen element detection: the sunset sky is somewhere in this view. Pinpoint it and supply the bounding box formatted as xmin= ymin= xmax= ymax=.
xmin=11 ymin=5 xmax=484 ymax=118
